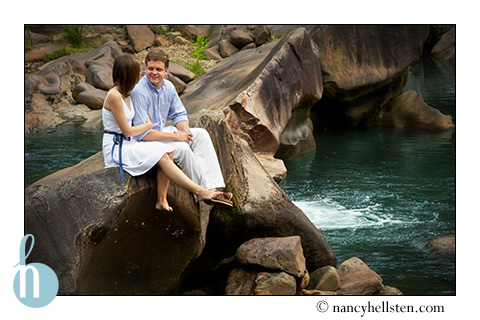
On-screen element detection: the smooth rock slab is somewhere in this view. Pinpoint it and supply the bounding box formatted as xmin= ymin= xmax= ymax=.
xmin=236 ymin=236 xmax=306 ymax=278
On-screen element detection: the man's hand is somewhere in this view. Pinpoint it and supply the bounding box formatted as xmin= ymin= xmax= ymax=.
xmin=174 ymin=130 xmax=193 ymax=143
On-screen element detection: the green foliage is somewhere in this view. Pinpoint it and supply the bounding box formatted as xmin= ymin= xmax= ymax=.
xmin=62 ymin=25 xmax=86 ymax=48
xmin=184 ymin=61 xmax=207 ymax=77
xmin=190 ymin=36 xmax=209 ymax=60
xmin=270 ymin=33 xmax=285 ymax=41
xmin=43 ymin=46 xmax=92 ymax=62
xmin=24 ymin=27 xmax=33 ymax=52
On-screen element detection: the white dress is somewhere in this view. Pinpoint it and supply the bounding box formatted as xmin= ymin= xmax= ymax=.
xmin=102 ymin=90 xmax=174 ymax=179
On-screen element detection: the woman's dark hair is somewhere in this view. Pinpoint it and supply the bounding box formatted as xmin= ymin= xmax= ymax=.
xmin=112 ymin=54 xmax=140 ymax=97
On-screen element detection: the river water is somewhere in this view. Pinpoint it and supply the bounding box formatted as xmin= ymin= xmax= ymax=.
xmin=24 ymin=57 xmax=455 ymax=295
xmin=280 ymin=57 xmax=455 ymax=295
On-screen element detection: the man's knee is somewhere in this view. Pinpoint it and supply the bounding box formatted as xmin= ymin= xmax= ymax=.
xmin=192 ymin=128 xmax=210 ymax=140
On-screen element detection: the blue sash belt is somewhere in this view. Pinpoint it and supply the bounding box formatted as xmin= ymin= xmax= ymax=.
xmin=104 ymin=131 xmax=130 ymax=182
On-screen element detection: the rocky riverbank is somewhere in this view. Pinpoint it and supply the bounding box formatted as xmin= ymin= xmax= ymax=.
xmin=24 ymin=24 xmax=455 ymax=295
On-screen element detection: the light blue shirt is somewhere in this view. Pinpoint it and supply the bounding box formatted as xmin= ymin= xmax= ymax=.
xmin=131 ymin=75 xmax=189 ymax=140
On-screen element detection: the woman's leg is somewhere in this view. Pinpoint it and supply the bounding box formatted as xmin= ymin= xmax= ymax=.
xmin=157 ymin=154 xmax=220 ymax=201
xmin=155 ymin=152 xmax=173 ymax=212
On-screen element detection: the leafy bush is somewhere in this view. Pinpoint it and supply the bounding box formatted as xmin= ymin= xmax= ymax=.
xmin=62 ymin=25 xmax=86 ymax=48
xmin=190 ymin=36 xmax=209 ymax=60
xmin=184 ymin=61 xmax=207 ymax=77
xmin=43 ymin=46 xmax=92 ymax=62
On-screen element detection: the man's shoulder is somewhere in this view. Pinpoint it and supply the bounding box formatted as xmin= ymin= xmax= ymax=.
xmin=133 ymin=76 xmax=149 ymax=90
xmin=163 ymin=79 xmax=176 ymax=91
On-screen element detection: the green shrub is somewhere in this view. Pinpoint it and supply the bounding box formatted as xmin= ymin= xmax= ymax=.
xmin=62 ymin=25 xmax=86 ymax=48
xmin=190 ymin=36 xmax=209 ymax=60
xmin=43 ymin=46 xmax=92 ymax=62
xmin=184 ymin=61 xmax=207 ymax=77
xmin=25 ymin=27 xmax=33 ymax=52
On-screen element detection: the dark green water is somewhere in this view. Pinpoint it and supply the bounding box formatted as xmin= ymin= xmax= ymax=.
xmin=24 ymin=123 xmax=102 ymax=187
xmin=280 ymin=58 xmax=455 ymax=295
xmin=24 ymin=57 xmax=455 ymax=295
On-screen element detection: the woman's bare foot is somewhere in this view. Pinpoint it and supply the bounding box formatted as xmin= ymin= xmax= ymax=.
xmin=209 ymin=188 xmax=233 ymax=200
xmin=198 ymin=189 xmax=233 ymax=208
xmin=197 ymin=189 xmax=222 ymax=202
xmin=156 ymin=201 xmax=173 ymax=213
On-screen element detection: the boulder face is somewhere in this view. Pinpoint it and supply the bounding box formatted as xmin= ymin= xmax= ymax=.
xmin=25 ymin=152 xmax=211 ymax=295
xmin=182 ymin=28 xmax=322 ymax=158
xmin=24 ymin=110 xmax=336 ymax=295
xmin=310 ymin=24 xmax=430 ymax=128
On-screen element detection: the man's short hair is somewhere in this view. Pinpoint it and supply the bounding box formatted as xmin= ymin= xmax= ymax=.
xmin=145 ymin=48 xmax=170 ymax=68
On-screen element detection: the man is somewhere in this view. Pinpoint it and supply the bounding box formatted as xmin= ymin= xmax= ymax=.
xmin=131 ymin=48 xmax=231 ymax=201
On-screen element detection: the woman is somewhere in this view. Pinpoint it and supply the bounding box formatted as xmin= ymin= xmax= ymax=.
xmin=102 ymin=54 xmax=233 ymax=211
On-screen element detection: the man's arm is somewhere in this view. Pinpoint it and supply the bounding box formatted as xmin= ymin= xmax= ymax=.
xmin=175 ymin=120 xmax=190 ymax=132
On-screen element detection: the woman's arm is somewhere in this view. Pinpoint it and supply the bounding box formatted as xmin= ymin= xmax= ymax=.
xmin=105 ymin=92 xmax=152 ymax=138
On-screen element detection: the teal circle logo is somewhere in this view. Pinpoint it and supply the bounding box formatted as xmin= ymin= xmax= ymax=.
xmin=13 ymin=234 xmax=59 ymax=308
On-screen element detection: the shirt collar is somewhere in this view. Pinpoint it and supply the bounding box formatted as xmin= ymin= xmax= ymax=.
xmin=144 ymin=75 xmax=166 ymax=93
